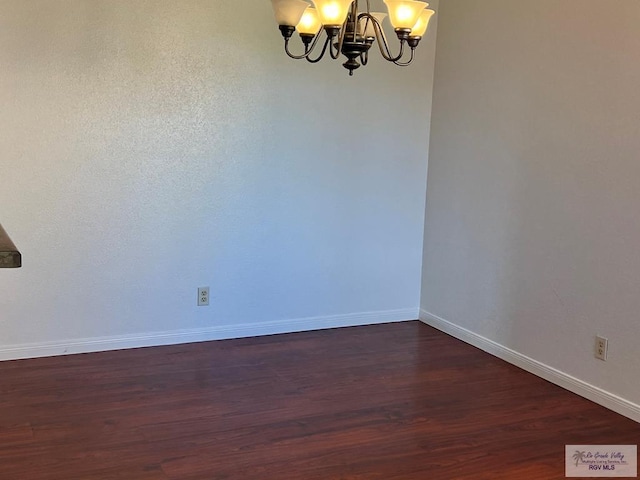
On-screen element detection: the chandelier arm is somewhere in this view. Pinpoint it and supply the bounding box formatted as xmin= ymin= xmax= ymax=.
xmin=284 ymin=33 xmax=324 ymax=60
xmin=348 ymin=1 xmax=359 ymax=43
xmin=357 ymin=12 xmax=379 ymax=34
xmin=329 ymin=26 xmax=346 ymax=60
xmin=306 ymin=35 xmax=333 ymax=63
xmin=370 ymin=19 xmax=406 ymax=62
xmin=358 ymin=14 xmax=372 ymax=42
xmin=360 ymin=50 xmax=369 ymax=66
xmin=360 ymin=13 xmax=394 ymax=60
xmin=358 ymin=0 xmax=377 ymax=35
xmin=393 ymin=48 xmax=415 ymax=66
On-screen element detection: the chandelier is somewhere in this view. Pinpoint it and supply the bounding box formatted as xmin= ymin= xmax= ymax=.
xmin=269 ymin=0 xmax=435 ymax=76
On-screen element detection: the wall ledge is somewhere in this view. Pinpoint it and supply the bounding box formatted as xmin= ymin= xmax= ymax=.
xmin=0 ymin=223 xmax=21 ymax=268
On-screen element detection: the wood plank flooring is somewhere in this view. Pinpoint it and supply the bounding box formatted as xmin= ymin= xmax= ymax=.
xmin=0 ymin=321 xmax=638 ymax=479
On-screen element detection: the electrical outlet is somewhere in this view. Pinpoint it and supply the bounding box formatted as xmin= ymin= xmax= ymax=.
xmin=197 ymin=287 xmax=209 ymax=306
xmin=595 ymin=335 xmax=608 ymax=361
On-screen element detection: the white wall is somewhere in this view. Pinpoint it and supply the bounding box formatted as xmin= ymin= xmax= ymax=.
xmin=0 ymin=0 xmax=437 ymax=358
xmin=421 ymin=0 xmax=640 ymax=419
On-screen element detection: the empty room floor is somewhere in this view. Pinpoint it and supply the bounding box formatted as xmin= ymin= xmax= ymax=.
xmin=0 ymin=321 xmax=638 ymax=479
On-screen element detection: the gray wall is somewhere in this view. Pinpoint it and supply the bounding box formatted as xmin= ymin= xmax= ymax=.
xmin=422 ymin=0 xmax=640 ymax=415
xmin=0 ymin=0 xmax=437 ymax=357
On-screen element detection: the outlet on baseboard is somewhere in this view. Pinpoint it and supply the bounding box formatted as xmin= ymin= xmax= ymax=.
xmin=595 ymin=335 xmax=608 ymax=361
xmin=198 ymin=287 xmax=210 ymax=306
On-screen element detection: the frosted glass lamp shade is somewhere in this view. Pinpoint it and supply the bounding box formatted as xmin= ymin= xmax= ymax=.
xmin=359 ymin=12 xmax=387 ymax=38
xmin=311 ymin=0 xmax=354 ymax=26
xmin=383 ymin=0 xmax=428 ymax=30
xmin=410 ymin=8 xmax=434 ymax=37
xmin=271 ymin=0 xmax=310 ymax=26
xmin=297 ymin=7 xmax=322 ymax=35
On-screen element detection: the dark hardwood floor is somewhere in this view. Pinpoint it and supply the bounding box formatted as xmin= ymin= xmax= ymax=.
xmin=0 ymin=321 xmax=637 ymax=479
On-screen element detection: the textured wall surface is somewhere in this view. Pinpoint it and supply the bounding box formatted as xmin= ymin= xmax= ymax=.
xmin=0 ymin=0 xmax=437 ymax=354
xmin=422 ymin=0 xmax=640 ymax=406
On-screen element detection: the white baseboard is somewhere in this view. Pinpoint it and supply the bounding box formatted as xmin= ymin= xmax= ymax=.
xmin=419 ymin=309 xmax=640 ymax=424
xmin=0 ymin=308 xmax=419 ymax=362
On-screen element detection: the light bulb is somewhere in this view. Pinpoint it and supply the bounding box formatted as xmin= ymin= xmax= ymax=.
xmin=383 ymin=0 xmax=428 ymax=30
xmin=297 ymin=7 xmax=322 ymax=35
xmin=271 ymin=0 xmax=310 ymax=26
xmin=311 ymin=0 xmax=353 ymax=26
xmin=410 ymin=9 xmax=434 ymax=37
